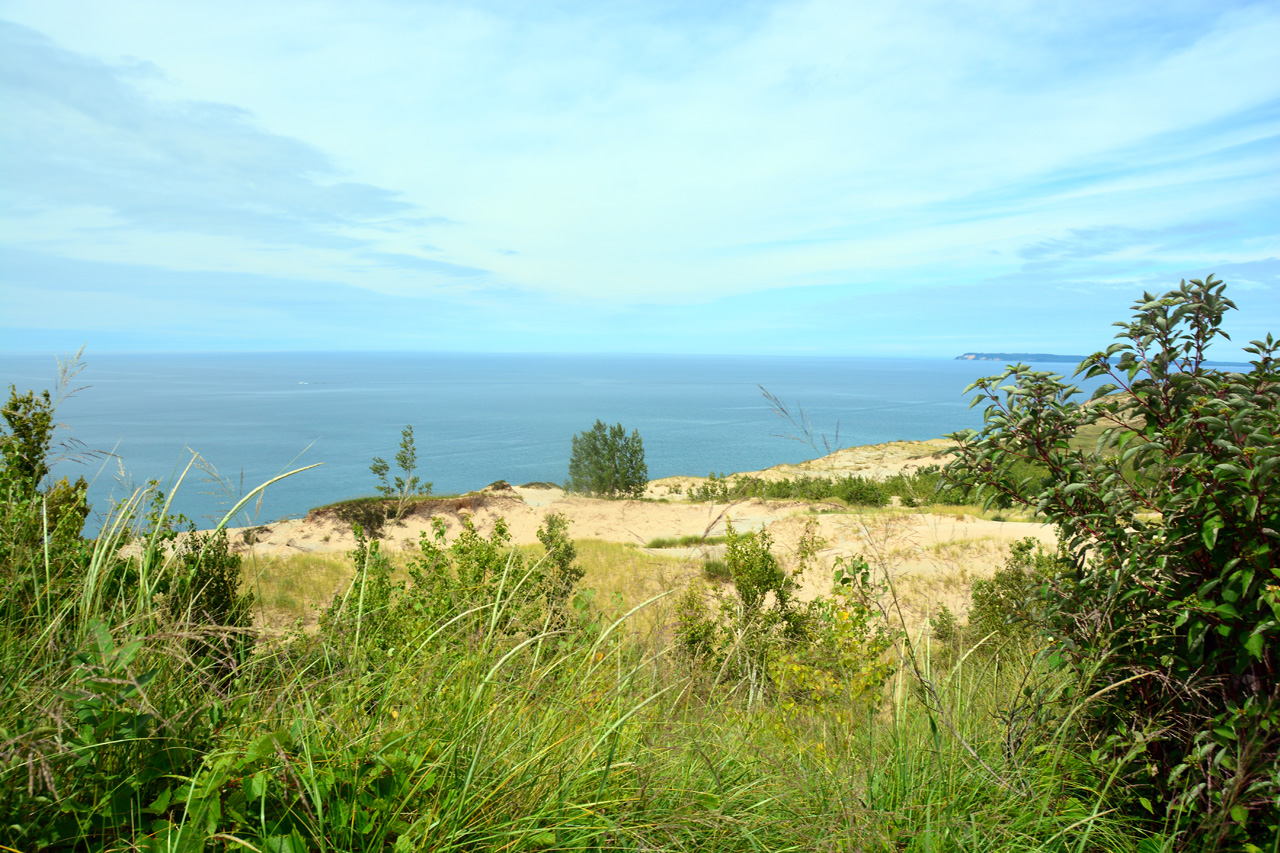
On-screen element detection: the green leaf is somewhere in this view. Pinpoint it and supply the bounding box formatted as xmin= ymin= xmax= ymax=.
xmin=1202 ymin=516 xmax=1224 ymax=550
xmin=1244 ymin=631 xmax=1265 ymax=660
xmin=143 ymin=786 xmax=172 ymax=815
xmin=246 ymin=730 xmax=287 ymax=764
xmin=1138 ymin=796 xmax=1154 ymax=814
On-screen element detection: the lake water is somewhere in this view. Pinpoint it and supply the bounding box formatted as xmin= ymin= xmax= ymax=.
xmin=0 ymin=352 xmax=1102 ymax=530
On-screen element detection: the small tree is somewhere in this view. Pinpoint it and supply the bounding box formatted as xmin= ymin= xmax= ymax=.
xmin=1 ymin=387 xmax=54 ymax=497
xmin=370 ymin=424 xmax=432 ymax=522
xmin=946 ymin=276 xmax=1278 ymax=848
xmin=566 ymin=420 xmax=648 ymax=498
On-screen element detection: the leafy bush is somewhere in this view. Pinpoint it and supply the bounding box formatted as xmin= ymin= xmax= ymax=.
xmin=946 ymin=276 xmax=1278 ymax=848
xmin=1 ymin=386 xmax=55 ymax=495
xmin=674 ymin=519 xmax=894 ymax=710
xmin=0 ymin=383 xmax=91 ymax=623
xmin=168 ymin=528 xmax=255 ymax=673
xmin=566 ymin=420 xmax=648 ymax=498
xmin=688 ymin=471 xmax=731 ymax=502
xmin=323 ymin=512 xmax=586 ymax=658
xmin=688 ymin=467 xmax=988 ymax=507
xmin=771 ymin=555 xmax=896 ymax=711
xmin=675 ymin=520 xmax=806 ymax=704
xmin=967 ymin=537 xmax=1065 ymax=644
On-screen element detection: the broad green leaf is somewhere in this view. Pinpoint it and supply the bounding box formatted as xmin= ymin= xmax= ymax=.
xmin=1202 ymin=516 xmax=1224 ymax=550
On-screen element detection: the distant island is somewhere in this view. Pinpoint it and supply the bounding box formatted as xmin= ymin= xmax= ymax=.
xmin=955 ymin=352 xmax=1085 ymax=363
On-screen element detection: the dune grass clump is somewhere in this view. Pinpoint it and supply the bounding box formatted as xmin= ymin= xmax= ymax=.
xmin=644 ymin=533 xmax=726 ymax=549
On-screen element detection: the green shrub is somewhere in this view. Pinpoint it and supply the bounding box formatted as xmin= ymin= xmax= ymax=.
xmin=323 ymin=512 xmax=587 ymax=658
xmin=675 ymin=519 xmax=841 ymax=707
xmin=168 ymin=528 xmax=255 ymax=673
xmin=688 ymin=472 xmax=732 ymax=501
xmin=0 ymin=382 xmax=91 ymax=623
xmin=967 ymin=537 xmax=1065 ymax=645
xmin=686 ymin=467 xmax=996 ymax=508
xmin=1 ymin=386 xmax=55 ymax=496
xmin=947 ymin=275 xmax=1279 ymax=848
xmin=771 ymin=555 xmax=896 ymax=710
xmin=566 ymin=420 xmax=648 ymax=498
xmin=929 ymin=605 xmax=960 ymax=645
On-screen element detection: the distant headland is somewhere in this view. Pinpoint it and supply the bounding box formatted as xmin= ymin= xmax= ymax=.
xmin=955 ymin=352 xmax=1085 ymax=363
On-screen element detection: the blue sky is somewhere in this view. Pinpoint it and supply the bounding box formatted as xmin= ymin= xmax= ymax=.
xmin=1 ymin=0 xmax=1276 ymax=357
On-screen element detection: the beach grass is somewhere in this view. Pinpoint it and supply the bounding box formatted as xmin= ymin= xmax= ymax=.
xmin=0 ymin=481 xmax=1154 ymax=851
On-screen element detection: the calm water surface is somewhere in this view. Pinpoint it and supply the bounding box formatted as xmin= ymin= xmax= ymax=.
xmin=0 ymin=352 xmax=1101 ymax=529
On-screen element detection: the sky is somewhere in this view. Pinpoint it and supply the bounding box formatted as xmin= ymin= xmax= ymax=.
xmin=1 ymin=0 xmax=1277 ymax=357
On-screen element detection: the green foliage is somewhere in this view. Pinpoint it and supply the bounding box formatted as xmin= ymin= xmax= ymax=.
xmin=0 ymin=362 xmax=1167 ymax=851
xmin=724 ymin=520 xmax=795 ymax=619
xmin=968 ymin=537 xmax=1065 ymax=644
xmin=645 ymin=533 xmax=724 ymax=549
xmin=930 ymin=604 xmax=960 ymax=645
xmin=1 ymin=386 xmax=55 ymax=496
xmin=0 ymin=382 xmax=91 ymax=626
xmin=675 ymin=520 xmax=806 ymax=704
xmin=323 ymin=512 xmax=587 ymax=659
xmin=566 ymin=419 xmax=648 ymax=498
xmin=320 ymin=523 xmax=401 ymax=655
xmin=702 ymin=557 xmax=732 ymax=581
xmin=673 ymin=519 xmax=895 ymax=711
xmin=371 ymin=424 xmax=432 ymax=522
xmin=168 ymin=528 xmax=255 ymax=673
xmin=770 ymin=554 xmax=897 ymax=713
xmin=947 ymin=275 xmax=1279 ymax=848
xmin=535 ymin=511 xmax=582 ymax=604
xmin=688 ymin=471 xmax=732 ymax=502
xmin=674 ymin=581 xmax=719 ymax=661
xmin=688 ymin=465 xmax=988 ymax=507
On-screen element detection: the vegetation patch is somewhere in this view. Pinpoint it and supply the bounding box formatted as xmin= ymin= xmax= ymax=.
xmin=643 ymin=533 xmax=726 ymax=549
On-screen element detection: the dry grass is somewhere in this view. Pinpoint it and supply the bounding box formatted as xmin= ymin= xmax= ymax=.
xmin=242 ymin=550 xmax=355 ymax=628
xmin=242 ymin=538 xmax=691 ymax=635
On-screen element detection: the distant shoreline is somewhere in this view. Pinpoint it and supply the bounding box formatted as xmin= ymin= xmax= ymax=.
xmin=955 ymin=352 xmax=1084 ymax=363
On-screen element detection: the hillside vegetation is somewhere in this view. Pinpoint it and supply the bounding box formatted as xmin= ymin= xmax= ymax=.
xmin=0 ymin=277 xmax=1273 ymax=851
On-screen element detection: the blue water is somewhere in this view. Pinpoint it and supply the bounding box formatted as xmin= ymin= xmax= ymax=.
xmin=0 ymin=352 xmax=1100 ymax=529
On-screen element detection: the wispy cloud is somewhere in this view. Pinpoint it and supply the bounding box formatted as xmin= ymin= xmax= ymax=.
xmin=1 ymin=23 xmax=413 ymax=239
xmin=0 ymin=1 xmax=1276 ymax=353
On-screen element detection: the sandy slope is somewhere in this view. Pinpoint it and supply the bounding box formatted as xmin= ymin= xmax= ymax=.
xmin=226 ymin=440 xmax=1053 ymax=618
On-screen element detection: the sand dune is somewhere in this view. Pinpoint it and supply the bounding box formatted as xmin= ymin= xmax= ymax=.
xmin=226 ymin=440 xmax=1053 ymax=617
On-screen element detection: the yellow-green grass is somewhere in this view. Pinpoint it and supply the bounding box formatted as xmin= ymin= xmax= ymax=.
xmin=242 ymin=550 xmax=356 ymax=629
xmin=243 ymin=537 xmax=691 ymax=633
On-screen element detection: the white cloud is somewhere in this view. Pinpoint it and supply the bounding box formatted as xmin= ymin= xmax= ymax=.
xmin=0 ymin=0 xmax=1276 ymax=341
